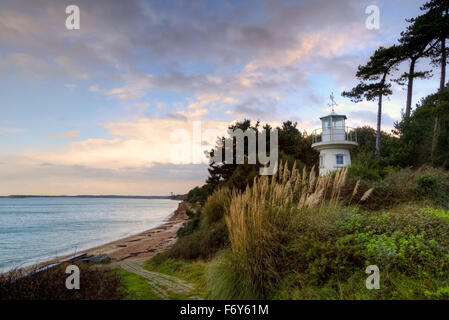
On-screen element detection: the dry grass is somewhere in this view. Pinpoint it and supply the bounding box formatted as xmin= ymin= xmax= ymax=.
xmin=203 ymin=187 xmax=232 ymax=225
xmin=223 ymin=162 xmax=369 ymax=298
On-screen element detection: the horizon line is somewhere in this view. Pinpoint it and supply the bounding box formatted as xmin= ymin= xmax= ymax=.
xmin=0 ymin=194 xmax=185 ymax=198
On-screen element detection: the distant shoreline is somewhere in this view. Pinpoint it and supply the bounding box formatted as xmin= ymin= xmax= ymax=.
xmin=0 ymin=194 xmax=186 ymax=200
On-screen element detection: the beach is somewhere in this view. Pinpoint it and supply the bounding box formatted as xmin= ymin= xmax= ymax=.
xmin=24 ymin=201 xmax=189 ymax=272
xmin=83 ymin=201 xmax=188 ymax=262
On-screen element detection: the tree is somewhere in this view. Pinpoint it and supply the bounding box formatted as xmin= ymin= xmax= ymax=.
xmin=397 ymin=12 xmax=438 ymax=117
xmin=419 ymin=0 xmax=449 ymax=161
xmin=189 ymin=119 xmax=318 ymax=199
xmin=342 ymin=45 xmax=402 ymax=157
xmin=394 ymin=89 xmax=449 ymax=168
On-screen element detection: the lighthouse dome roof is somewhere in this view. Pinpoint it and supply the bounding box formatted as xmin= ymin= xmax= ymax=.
xmin=320 ymin=111 xmax=347 ymax=120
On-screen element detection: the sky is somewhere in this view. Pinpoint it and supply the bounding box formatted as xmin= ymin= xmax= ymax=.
xmin=0 ymin=0 xmax=441 ymax=195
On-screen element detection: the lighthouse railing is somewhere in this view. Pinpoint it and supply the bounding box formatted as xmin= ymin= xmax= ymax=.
xmin=311 ymin=127 xmax=357 ymax=144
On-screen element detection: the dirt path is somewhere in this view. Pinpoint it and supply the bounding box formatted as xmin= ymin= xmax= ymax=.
xmin=118 ymin=260 xmax=200 ymax=300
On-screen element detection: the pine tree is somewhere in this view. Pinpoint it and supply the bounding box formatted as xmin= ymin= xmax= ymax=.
xmin=397 ymin=12 xmax=438 ymax=117
xmin=342 ymin=45 xmax=402 ymax=157
xmin=419 ymin=0 xmax=449 ymax=161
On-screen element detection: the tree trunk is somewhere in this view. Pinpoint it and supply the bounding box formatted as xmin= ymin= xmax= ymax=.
xmin=405 ymin=57 xmax=416 ymax=118
xmin=432 ymin=115 xmax=440 ymax=162
xmin=376 ymin=93 xmax=382 ymax=157
xmin=440 ymin=37 xmax=446 ymax=91
xmin=432 ymin=37 xmax=447 ymax=162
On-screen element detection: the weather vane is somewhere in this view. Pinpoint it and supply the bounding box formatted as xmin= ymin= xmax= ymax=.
xmin=328 ymin=92 xmax=338 ymax=112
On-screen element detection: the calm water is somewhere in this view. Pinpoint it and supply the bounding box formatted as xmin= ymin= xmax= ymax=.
xmin=0 ymin=197 xmax=180 ymax=273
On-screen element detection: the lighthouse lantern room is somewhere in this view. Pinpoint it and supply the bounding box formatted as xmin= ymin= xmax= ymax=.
xmin=312 ymin=93 xmax=358 ymax=175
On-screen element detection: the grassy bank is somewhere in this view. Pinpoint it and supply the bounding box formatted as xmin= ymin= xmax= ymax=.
xmin=146 ymin=163 xmax=449 ymax=300
xmin=114 ymin=268 xmax=162 ymax=300
xmin=0 ymin=262 xmax=124 ymax=300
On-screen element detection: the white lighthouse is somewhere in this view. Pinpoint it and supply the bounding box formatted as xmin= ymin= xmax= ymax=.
xmin=312 ymin=94 xmax=358 ymax=175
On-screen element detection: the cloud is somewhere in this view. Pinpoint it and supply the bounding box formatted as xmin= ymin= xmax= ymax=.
xmin=348 ymin=110 xmax=398 ymax=131
xmin=229 ymin=97 xmax=279 ymax=119
xmin=46 ymin=130 xmax=80 ymax=139
xmin=0 ymin=154 xmax=209 ymax=195
xmin=0 ymin=0 xmax=430 ymax=195
xmin=33 ymin=118 xmax=230 ymax=169
xmin=0 ymin=0 xmax=374 ymax=117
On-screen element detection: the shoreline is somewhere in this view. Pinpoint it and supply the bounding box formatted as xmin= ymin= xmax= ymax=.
xmin=14 ymin=201 xmax=189 ymax=274
xmin=83 ymin=201 xmax=188 ymax=261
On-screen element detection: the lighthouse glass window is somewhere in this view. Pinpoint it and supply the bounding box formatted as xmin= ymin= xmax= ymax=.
xmin=334 ymin=118 xmax=344 ymax=129
xmin=336 ymin=154 xmax=344 ymax=165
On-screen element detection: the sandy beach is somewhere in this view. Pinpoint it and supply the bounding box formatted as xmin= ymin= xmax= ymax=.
xmin=23 ymin=201 xmax=189 ymax=272
xmin=83 ymin=201 xmax=188 ymax=262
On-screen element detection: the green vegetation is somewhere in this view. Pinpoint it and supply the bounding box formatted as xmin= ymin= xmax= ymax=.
xmin=151 ymin=115 xmax=449 ymax=300
xmin=115 ymin=268 xmax=162 ymax=300
xmin=144 ymin=0 xmax=449 ymax=300
xmin=169 ymin=189 xmax=231 ymax=260
xmin=0 ymin=263 xmax=124 ymax=300
xmin=343 ymin=0 xmax=449 ymax=160
xmin=151 ymin=164 xmax=449 ymax=300
xmin=144 ymin=253 xmax=208 ymax=298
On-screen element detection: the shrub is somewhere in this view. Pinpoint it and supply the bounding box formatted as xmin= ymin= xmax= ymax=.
xmin=170 ymin=218 xmax=229 ymax=260
xmin=171 ymin=188 xmax=232 ymax=260
xmin=348 ymin=160 xmax=386 ymax=181
xmin=210 ymin=162 xmax=449 ymax=299
xmin=355 ymin=166 xmax=449 ymax=210
xmin=177 ymin=209 xmax=201 ymax=238
xmin=222 ymin=163 xmax=366 ymax=298
xmin=203 ymin=188 xmax=231 ymax=225
xmin=0 ymin=263 xmax=124 ymax=300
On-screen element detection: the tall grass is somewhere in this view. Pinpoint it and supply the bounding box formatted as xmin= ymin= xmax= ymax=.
xmin=203 ymin=187 xmax=232 ymax=225
xmin=216 ymin=162 xmax=370 ymax=299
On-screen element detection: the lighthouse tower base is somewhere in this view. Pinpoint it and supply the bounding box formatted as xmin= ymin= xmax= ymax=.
xmin=315 ymin=145 xmax=354 ymax=175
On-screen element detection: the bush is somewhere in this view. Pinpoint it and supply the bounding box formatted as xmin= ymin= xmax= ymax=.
xmin=209 ymin=163 xmax=449 ymax=299
xmin=416 ymin=171 xmax=449 ymax=207
xmin=203 ymin=188 xmax=231 ymax=225
xmin=170 ymin=188 xmax=232 ymax=260
xmin=354 ymin=166 xmax=449 ymax=210
xmin=177 ymin=209 xmax=201 ymax=238
xmin=0 ymin=263 xmax=124 ymax=300
xmin=348 ymin=159 xmax=388 ymax=181
xmin=170 ymin=219 xmax=229 ymax=260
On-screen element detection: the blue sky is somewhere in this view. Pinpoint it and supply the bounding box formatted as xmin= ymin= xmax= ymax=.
xmin=0 ymin=0 xmax=442 ymax=195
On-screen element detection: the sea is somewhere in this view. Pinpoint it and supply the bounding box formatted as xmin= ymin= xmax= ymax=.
xmin=0 ymin=197 xmax=180 ymax=273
